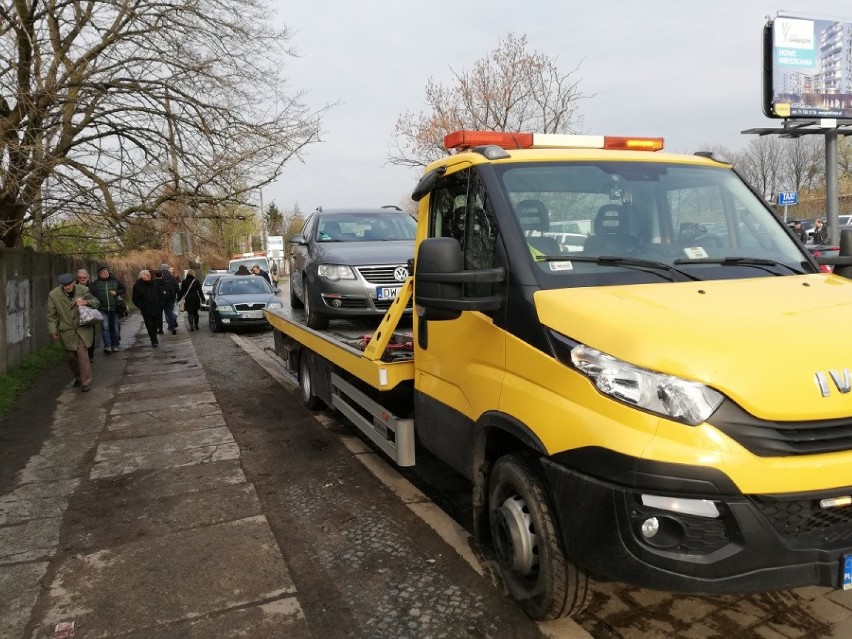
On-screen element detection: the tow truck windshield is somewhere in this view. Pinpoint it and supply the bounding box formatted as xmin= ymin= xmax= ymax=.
xmin=498 ymin=161 xmax=813 ymax=285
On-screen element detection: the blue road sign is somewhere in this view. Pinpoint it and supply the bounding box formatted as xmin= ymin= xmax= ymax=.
xmin=779 ymin=191 xmax=798 ymax=206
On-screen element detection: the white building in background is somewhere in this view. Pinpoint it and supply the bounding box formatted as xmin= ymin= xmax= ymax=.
xmin=817 ymin=21 xmax=852 ymax=95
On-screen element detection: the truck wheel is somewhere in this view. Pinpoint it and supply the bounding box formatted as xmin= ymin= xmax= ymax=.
xmin=298 ymin=352 xmax=322 ymax=410
xmin=290 ymin=277 xmax=304 ymax=309
xmin=488 ymin=453 xmax=590 ymax=620
xmin=303 ymin=283 xmax=329 ymax=330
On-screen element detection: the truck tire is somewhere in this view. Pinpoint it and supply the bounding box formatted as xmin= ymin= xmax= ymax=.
xmin=488 ymin=453 xmax=590 ymax=620
xmin=290 ymin=277 xmax=304 ymax=309
xmin=303 ymin=283 xmax=329 ymax=330
xmin=298 ymin=351 xmax=322 ymax=410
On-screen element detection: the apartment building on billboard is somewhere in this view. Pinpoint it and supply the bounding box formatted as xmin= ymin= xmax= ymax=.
xmin=817 ymin=21 xmax=852 ymax=95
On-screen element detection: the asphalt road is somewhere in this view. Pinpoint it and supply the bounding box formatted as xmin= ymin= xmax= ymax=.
xmin=3 ymin=297 xmax=852 ymax=638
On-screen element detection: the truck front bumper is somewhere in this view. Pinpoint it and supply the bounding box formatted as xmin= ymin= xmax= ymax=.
xmin=542 ymin=458 xmax=852 ymax=593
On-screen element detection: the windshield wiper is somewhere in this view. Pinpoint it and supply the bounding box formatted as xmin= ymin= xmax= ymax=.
xmin=672 ymin=256 xmax=804 ymax=275
xmin=535 ymin=255 xmax=702 ymax=282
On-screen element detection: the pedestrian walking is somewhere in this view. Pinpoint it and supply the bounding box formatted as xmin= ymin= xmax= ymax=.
xmin=792 ymin=221 xmax=808 ymax=243
xmin=169 ymin=266 xmax=183 ymax=288
xmin=76 ymin=269 xmax=98 ymax=363
xmin=132 ymin=269 xmax=165 ymax=347
xmin=89 ymin=265 xmax=126 ymax=355
xmin=159 ymin=263 xmax=180 ymax=334
xmin=177 ymin=269 xmax=205 ymax=332
xmin=48 ymin=273 xmax=100 ymax=392
xmin=814 ymin=218 xmax=830 ymax=244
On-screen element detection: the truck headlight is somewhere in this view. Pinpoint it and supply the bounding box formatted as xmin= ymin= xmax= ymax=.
xmin=318 ymin=264 xmax=356 ymax=281
xmin=267 ymin=302 xmax=283 ymax=309
xmin=570 ymin=344 xmax=723 ymax=425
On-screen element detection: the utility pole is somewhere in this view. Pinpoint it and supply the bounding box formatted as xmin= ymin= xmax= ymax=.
xmin=260 ymin=189 xmax=267 ymax=251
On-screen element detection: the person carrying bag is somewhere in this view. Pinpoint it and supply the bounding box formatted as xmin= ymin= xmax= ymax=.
xmin=177 ymin=269 xmax=206 ymax=332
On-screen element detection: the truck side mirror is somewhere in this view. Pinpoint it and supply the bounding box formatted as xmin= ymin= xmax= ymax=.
xmin=415 ymin=238 xmax=464 ymax=321
xmin=414 ymin=237 xmax=504 ymax=321
xmin=288 ymin=234 xmax=307 ymax=245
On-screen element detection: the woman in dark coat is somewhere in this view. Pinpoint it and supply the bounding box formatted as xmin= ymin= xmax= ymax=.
xmin=177 ymin=269 xmax=205 ymax=332
xmin=132 ymin=269 xmax=165 ymax=347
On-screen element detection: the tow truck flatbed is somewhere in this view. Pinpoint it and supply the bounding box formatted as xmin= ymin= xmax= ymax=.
xmin=264 ymin=279 xmax=415 ymax=391
xmin=264 ymin=280 xmax=416 ymax=466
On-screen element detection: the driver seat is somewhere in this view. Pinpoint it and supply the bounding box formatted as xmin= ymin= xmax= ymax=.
xmin=516 ymin=199 xmax=560 ymax=255
xmin=584 ymin=204 xmax=638 ymax=255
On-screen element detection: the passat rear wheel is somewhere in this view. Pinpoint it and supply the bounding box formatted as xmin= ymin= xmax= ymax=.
xmin=298 ymin=351 xmax=322 ymax=410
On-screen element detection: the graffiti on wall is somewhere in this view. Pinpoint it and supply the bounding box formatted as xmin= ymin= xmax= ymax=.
xmin=5 ymin=279 xmax=31 ymax=344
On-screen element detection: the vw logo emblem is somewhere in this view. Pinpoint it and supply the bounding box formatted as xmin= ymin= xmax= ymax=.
xmin=393 ymin=266 xmax=409 ymax=282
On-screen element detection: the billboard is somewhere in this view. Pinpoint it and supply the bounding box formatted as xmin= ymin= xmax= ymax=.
xmin=763 ymin=14 xmax=852 ymax=119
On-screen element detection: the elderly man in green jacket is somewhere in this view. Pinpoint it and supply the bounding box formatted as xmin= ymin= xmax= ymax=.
xmin=47 ymin=273 xmax=100 ymax=392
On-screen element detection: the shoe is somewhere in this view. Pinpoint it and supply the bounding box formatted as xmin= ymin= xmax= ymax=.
xmin=171 ymin=328 xmax=177 ymax=335
xmin=111 ymin=346 xmax=120 ymax=352
xmin=188 ymin=326 xmax=194 ymax=332
xmin=73 ymin=379 xmax=81 ymax=388
xmin=152 ymin=341 xmax=158 ymax=347
xmin=81 ymin=385 xmax=91 ymax=392
xmin=104 ymin=348 xmax=112 ymax=355
xmin=157 ymin=329 xmax=164 ymax=335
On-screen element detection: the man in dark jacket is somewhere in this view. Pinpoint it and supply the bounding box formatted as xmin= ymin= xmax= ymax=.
xmin=159 ymin=262 xmax=181 ymax=335
xmin=132 ymin=269 xmax=165 ymax=347
xmin=250 ymin=264 xmax=271 ymax=285
xmin=90 ymin=265 xmax=126 ymax=354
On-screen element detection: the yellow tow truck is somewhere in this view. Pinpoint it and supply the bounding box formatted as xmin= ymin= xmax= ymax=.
xmin=267 ymin=129 xmax=852 ymax=620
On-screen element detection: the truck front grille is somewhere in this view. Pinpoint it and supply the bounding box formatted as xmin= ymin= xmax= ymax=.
xmin=709 ymin=401 xmax=852 ymax=457
xmin=751 ymin=494 xmax=852 ymax=545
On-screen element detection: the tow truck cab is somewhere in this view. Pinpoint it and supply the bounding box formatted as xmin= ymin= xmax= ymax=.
xmin=409 ymin=130 xmax=852 ymax=618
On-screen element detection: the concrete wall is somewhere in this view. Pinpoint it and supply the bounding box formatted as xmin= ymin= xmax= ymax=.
xmin=0 ymin=248 xmax=91 ymax=375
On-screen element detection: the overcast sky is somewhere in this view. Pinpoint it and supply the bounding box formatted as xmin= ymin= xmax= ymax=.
xmin=265 ymin=1 xmax=851 ymax=215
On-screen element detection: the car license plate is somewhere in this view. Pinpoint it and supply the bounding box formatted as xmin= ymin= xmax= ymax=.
xmin=842 ymin=554 xmax=852 ymax=590
xmin=241 ymin=310 xmax=264 ymax=319
xmin=377 ymin=286 xmax=401 ymax=300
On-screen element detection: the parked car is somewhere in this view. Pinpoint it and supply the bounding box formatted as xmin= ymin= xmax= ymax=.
xmin=200 ymin=270 xmax=228 ymax=310
xmin=207 ymin=274 xmax=282 ymax=332
xmin=543 ymin=231 xmax=586 ymax=253
xmin=289 ymin=207 xmax=417 ymax=329
xmin=806 ymin=243 xmax=839 ymax=272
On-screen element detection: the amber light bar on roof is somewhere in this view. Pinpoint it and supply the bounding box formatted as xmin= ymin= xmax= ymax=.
xmin=444 ymin=130 xmax=664 ymax=152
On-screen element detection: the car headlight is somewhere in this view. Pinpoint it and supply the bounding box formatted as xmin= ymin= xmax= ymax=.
xmin=216 ymin=305 xmax=234 ymax=312
xmin=318 ymin=264 xmax=356 ymax=281
xmin=267 ymin=302 xmax=282 ymax=309
xmin=570 ymin=344 xmax=723 ymax=425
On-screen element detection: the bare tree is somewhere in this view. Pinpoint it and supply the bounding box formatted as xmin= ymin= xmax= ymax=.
xmin=0 ymin=0 xmax=328 ymax=248
xmin=389 ymin=33 xmax=587 ymax=168
xmin=734 ymin=136 xmax=784 ymax=202
xmin=782 ymin=137 xmax=824 ymax=193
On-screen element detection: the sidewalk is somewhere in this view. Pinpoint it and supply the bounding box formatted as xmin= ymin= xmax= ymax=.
xmin=0 ymin=315 xmax=555 ymax=638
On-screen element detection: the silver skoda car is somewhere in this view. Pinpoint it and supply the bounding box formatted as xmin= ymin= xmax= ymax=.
xmin=288 ymin=207 xmax=416 ymax=329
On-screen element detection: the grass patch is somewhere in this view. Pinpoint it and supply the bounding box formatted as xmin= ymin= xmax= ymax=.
xmin=0 ymin=342 xmax=66 ymax=418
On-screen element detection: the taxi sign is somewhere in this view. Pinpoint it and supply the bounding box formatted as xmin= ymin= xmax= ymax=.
xmin=779 ymin=191 xmax=798 ymax=206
